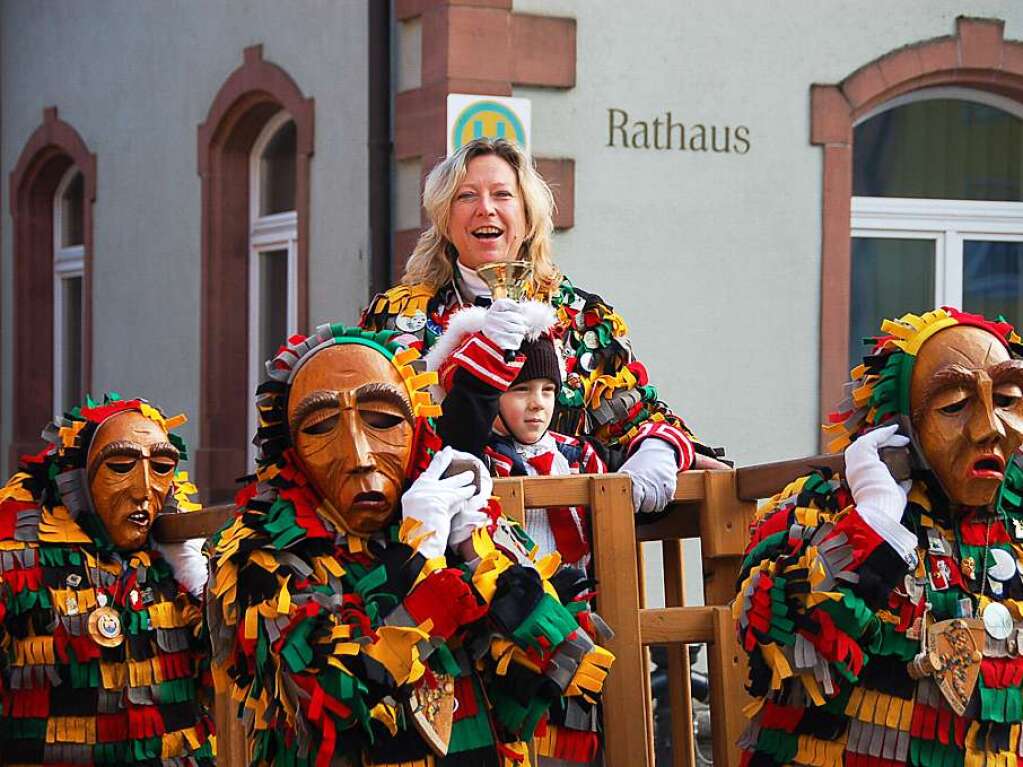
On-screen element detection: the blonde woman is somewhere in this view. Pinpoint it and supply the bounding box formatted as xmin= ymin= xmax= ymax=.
xmin=361 ymin=138 xmax=726 ymax=520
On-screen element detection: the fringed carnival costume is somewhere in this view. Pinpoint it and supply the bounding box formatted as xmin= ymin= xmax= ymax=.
xmin=207 ymin=325 xmax=614 ymax=767
xmin=0 ymin=395 xmax=213 ymax=765
xmin=736 ymin=308 xmax=1023 ymax=767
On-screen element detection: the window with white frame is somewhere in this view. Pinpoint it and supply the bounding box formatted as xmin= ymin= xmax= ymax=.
xmin=53 ymin=166 xmax=85 ymax=416
xmin=849 ymin=87 xmax=1023 ymax=370
xmin=249 ymin=111 xmax=298 ymax=461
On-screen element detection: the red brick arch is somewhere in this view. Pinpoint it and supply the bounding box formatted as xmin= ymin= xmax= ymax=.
xmin=7 ymin=107 xmax=97 ymax=465
xmin=196 ymin=45 xmax=314 ymax=501
xmin=810 ymin=16 xmax=1023 ymax=434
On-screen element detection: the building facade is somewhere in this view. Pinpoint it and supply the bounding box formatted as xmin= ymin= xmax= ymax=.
xmin=3 ymin=2 xmax=1023 ymax=564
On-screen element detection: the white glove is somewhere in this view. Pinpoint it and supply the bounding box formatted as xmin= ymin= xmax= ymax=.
xmin=156 ymin=537 xmax=208 ymax=599
xmin=449 ymin=458 xmax=494 ymax=547
xmin=401 ymin=446 xmax=478 ymax=559
xmin=844 ymin=424 xmax=917 ymax=563
xmin=621 ymin=438 xmax=679 ymax=514
xmin=481 ymin=298 xmax=528 ymax=351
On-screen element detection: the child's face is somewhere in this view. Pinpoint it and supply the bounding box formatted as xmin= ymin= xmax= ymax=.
xmin=495 ymin=378 xmax=557 ymax=445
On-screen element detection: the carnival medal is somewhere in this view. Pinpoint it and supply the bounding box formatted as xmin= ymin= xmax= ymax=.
xmin=407 ymin=673 xmax=456 ymax=756
xmin=907 ymin=617 xmax=984 ymax=715
xmin=88 ymin=605 xmax=124 ymax=648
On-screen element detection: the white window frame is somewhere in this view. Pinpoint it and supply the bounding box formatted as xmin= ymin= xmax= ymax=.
xmin=53 ymin=165 xmax=85 ymax=418
xmin=248 ymin=111 xmax=298 ymax=464
xmin=852 ymin=87 xmax=1023 ymax=309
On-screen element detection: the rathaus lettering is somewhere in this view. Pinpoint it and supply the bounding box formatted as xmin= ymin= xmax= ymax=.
xmin=606 ymin=107 xmax=750 ymax=154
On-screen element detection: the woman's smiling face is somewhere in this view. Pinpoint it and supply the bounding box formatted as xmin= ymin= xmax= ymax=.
xmin=447 ymin=154 xmax=527 ymax=271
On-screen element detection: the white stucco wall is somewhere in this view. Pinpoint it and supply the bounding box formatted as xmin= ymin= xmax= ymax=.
xmin=514 ymin=0 xmax=1023 ymax=465
xmin=1 ymin=0 xmax=372 ymax=474
xmin=511 ymin=0 xmax=1023 ymax=607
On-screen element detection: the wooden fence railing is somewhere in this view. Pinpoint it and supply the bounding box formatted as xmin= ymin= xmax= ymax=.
xmin=155 ymin=452 xmax=845 ymax=766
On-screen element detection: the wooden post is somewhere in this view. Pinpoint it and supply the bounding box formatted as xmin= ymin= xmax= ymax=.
xmin=699 ymin=471 xmax=753 ymax=767
xmin=590 ymin=475 xmax=649 ymax=766
xmin=635 ymin=541 xmax=656 ymax=766
xmin=213 ymin=690 xmax=248 ymax=766
xmin=663 ymin=539 xmax=696 ymax=767
xmin=707 ymin=606 xmax=746 ymax=767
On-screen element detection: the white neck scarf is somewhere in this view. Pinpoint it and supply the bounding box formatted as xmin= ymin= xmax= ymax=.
xmin=455 ymin=259 xmax=491 ymax=303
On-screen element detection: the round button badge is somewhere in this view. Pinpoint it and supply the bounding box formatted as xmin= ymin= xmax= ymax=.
xmin=989 ymin=548 xmax=1017 ymax=582
xmin=983 ymin=602 xmax=1014 ymax=640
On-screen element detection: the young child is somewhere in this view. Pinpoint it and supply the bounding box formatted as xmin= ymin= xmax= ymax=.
xmin=428 ymin=300 xmax=608 ymax=570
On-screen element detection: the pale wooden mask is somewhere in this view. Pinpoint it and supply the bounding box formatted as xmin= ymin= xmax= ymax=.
xmin=910 ymin=325 xmax=1023 ymax=507
xmin=287 ymin=345 xmax=414 ymax=534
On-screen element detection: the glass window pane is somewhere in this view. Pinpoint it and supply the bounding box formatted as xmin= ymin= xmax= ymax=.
xmin=849 ymin=237 xmax=935 ymax=370
xmin=258 ymin=249 xmax=289 ymax=366
xmin=260 ymin=119 xmax=297 ymax=215
xmin=61 ymin=171 xmax=84 ymax=247
xmin=61 ymin=275 xmax=83 ymax=412
xmin=854 ymin=99 xmax=1023 ymax=200
xmin=963 ymin=239 xmax=1023 ymax=327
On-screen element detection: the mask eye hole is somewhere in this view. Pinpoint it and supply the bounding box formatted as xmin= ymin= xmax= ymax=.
xmin=939 ymin=399 xmax=968 ymax=415
xmin=360 ymin=410 xmax=404 ymax=429
xmin=150 ymin=459 xmax=176 ymax=476
xmin=995 ymin=392 xmax=1021 ymax=409
xmin=301 ymin=413 xmax=340 ymax=436
xmin=105 ymin=460 xmax=136 ymax=474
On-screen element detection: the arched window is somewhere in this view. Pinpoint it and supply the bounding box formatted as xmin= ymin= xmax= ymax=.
xmin=849 ymin=88 xmax=1023 ymax=369
xmin=7 ymin=108 xmax=95 ymax=468
xmin=196 ymin=45 xmax=313 ymax=502
xmin=53 ymin=166 xmax=85 ymax=415
xmin=247 ymin=111 xmax=298 ymax=461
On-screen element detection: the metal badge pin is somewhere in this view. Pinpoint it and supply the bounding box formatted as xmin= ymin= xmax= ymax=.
xmin=983 ymin=602 xmax=1014 ymax=640
xmin=927 ymin=528 xmax=949 ymax=555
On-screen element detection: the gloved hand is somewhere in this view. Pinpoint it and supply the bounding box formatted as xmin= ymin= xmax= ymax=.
xmin=449 ymin=456 xmax=494 ymax=548
xmin=844 ymin=424 xmax=917 ymax=563
xmin=481 ymin=298 xmax=529 ymax=352
xmin=621 ymin=438 xmax=679 ymax=514
xmin=402 ymin=446 xmax=478 ymax=559
xmin=404 ymin=568 xmax=487 ymax=639
xmin=156 ymin=538 xmax=208 ymax=599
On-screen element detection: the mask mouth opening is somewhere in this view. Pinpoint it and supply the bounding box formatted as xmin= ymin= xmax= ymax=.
xmin=351 ymin=490 xmax=389 ymax=508
xmin=971 ymin=455 xmax=1005 ymax=474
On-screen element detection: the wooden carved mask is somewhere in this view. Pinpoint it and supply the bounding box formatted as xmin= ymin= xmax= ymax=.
xmin=910 ymin=325 xmax=1023 ymax=507
xmin=86 ymin=411 xmax=179 ymax=550
xmin=286 ymin=344 xmax=414 ymax=535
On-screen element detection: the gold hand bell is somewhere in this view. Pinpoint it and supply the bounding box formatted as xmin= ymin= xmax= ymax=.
xmin=475 ymin=260 xmax=533 ymax=301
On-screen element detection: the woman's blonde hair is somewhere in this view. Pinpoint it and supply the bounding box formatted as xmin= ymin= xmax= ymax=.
xmin=401 ymin=138 xmax=560 ymax=295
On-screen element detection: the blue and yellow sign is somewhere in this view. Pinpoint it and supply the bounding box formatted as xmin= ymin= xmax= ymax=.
xmin=447 ymin=94 xmax=531 ymax=155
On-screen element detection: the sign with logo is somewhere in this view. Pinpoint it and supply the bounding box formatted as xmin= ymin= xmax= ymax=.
xmin=447 ymin=94 xmax=531 ymax=155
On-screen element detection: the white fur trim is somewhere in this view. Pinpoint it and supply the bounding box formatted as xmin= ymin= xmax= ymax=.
xmin=423 ymin=301 xmax=562 ymax=401
xmin=422 ymin=306 xmax=488 ymax=373
xmin=518 ymin=300 xmax=559 ymax=341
